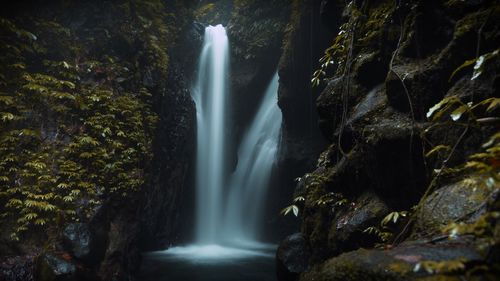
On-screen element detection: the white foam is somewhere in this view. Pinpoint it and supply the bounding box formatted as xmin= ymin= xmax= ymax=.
xmin=147 ymin=244 xmax=276 ymax=264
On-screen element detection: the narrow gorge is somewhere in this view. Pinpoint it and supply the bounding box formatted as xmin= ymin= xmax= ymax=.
xmin=0 ymin=1 xmax=498 ymax=281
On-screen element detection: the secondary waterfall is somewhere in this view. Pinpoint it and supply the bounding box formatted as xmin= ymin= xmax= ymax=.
xmin=181 ymin=24 xmax=281 ymax=258
xmin=192 ymin=25 xmax=230 ymax=244
xmin=222 ymin=72 xmax=282 ymax=245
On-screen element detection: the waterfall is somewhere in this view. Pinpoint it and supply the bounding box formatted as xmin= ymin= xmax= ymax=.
xmin=170 ymin=24 xmax=281 ymax=260
xmin=192 ymin=24 xmax=229 ymax=244
xmin=222 ymin=72 xmax=282 ymax=246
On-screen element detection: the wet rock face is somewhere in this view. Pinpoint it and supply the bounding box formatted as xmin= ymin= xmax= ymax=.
xmin=37 ymin=254 xmax=77 ymax=281
xmin=0 ymin=255 xmax=36 ymax=281
xmin=300 ymin=240 xmax=484 ymax=281
xmin=139 ymin=62 xmax=196 ymax=250
xmin=62 ymin=224 xmax=92 ymax=261
xmin=327 ymin=192 xmax=389 ymax=254
xmin=384 ymin=4 xmax=500 ymax=117
xmin=271 ymin=0 xmax=332 ymax=239
xmin=413 ymin=178 xmax=495 ymax=238
xmin=299 ymin=123 xmax=427 ymax=259
xmin=281 ymin=0 xmax=500 ymax=280
xmin=276 ymin=233 xmax=311 ymax=281
xmin=99 ymin=213 xmax=142 ymax=281
xmin=278 ymin=0 xmax=329 ymax=159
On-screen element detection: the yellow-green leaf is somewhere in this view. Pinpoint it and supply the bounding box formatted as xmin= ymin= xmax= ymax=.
xmin=425 ymin=145 xmax=451 ymax=158
xmin=450 ymin=105 xmax=468 ymax=121
xmin=449 ymin=59 xmax=476 ymax=82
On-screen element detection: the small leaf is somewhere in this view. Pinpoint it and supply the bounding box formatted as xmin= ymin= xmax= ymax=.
xmin=363 ymin=226 xmax=380 ymax=235
xmin=1 ymin=112 xmax=15 ymax=122
xmin=472 ymin=49 xmax=499 ymax=80
xmin=486 ymin=98 xmax=500 ymax=112
xmin=472 ymin=97 xmax=500 ymax=112
xmin=482 ymin=132 xmax=500 ymax=148
xmin=381 ymin=211 xmax=406 ymax=226
xmin=450 ymin=105 xmax=468 ymax=121
xmin=27 ymin=32 xmax=37 ymax=41
xmin=393 ymin=212 xmax=399 ymax=223
xmin=334 ymin=199 xmax=348 ymax=206
xmin=427 ymin=97 xmax=449 ymax=119
xmin=425 ymin=145 xmax=451 ymax=158
xmin=448 ymin=59 xmax=476 ymax=82
xmin=0 ymin=95 xmax=14 ymax=105
xmin=34 ymin=218 xmax=46 ymax=226
xmin=472 ymin=56 xmax=485 ymax=80
xmin=311 ymin=77 xmax=320 ymax=87
xmin=57 ymin=183 xmax=70 ymax=189
xmin=281 ymin=205 xmax=300 ymax=217
xmin=293 ymin=196 xmax=305 ymax=202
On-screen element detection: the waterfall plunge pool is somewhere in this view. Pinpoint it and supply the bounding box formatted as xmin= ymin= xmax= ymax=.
xmin=138 ymin=244 xmax=277 ymax=281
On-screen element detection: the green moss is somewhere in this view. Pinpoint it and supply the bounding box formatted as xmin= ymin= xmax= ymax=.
xmin=417 ymin=276 xmax=463 ymax=281
xmin=357 ymin=2 xmax=395 ymax=48
xmin=387 ymin=262 xmax=413 ymax=274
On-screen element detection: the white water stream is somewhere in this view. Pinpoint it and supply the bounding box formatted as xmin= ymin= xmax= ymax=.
xmin=191 ymin=24 xmax=230 ymax=244
xmin=164 ymin=24 xmax=282 ymax=261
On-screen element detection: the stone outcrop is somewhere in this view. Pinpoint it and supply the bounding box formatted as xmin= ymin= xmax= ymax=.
xmin=278 ymin=1 xmax=500 ymax=280
xmin=276 ymin=233 xmax=312 ymax=281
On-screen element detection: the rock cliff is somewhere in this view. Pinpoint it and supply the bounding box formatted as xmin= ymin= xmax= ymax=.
xmin=277 ymin=1 xmax=500 ymax=280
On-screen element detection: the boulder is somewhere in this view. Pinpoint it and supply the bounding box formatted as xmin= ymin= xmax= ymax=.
xmin=328 ymin=192 xmax=390 ymax=254
xmin=300 ymin=240 xmax=484 ymax=281
xmin=413 ymin=177 xmax=494 ymax=237
xmin=276 ymin=233 xmax=311 ymax=281
xmin=0 ymin=255 xmax=36 ymax=281
xmin=62 ymin=223 xmax=92 ymax=261
xmin=36 ymin=253 xmax=77 ymax=281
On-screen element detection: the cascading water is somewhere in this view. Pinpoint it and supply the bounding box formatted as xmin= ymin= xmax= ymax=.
xmin=160 ymin=25 xmax=282 ymax=263
xmin=222 ymin=72 xmax=282 ymax=246
xmin=191 ymin=24 xmax=229 ymax=244
xmin=140 ymin=24 xmax=281 ymax=281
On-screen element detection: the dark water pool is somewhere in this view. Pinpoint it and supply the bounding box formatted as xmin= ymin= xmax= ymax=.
xmin=138 ymin=244 xmax=277 ymax=281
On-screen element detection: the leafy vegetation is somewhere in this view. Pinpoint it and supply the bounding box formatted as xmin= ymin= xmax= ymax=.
xmin=449 ymin=49 xmax=500 ymax=82
xmin=281 ymin=173 xmax=336 ymax=217
xmin=363 ymin=211 xmax=409 ymax=243
xmin=311 ymin=2 xmax=361 ymax=87
xmin=281 ymin=203 xmax=300 ymax=217
xmin=0 ymin=0 xmax=177 ymax=241
xmin=422 ymin=93 xmax=499 ymax=186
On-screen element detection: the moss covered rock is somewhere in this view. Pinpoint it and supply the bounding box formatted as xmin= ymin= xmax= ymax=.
xmin=300 ymin=240 xmax=485 ymax=281
xmin=280 ymin=0 xmax=500 ymax=280
xmin=413 ymin=177 xmax=495 ymax=238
